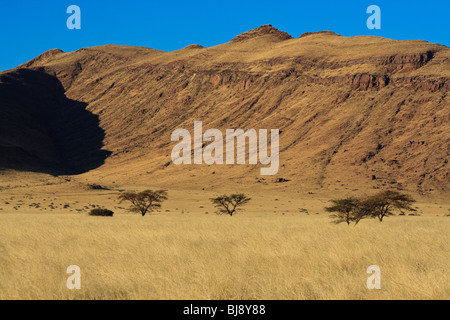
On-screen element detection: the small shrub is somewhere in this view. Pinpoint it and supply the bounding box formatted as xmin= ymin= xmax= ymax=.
xmin=89 ymin=208 xmax=114 ymax=217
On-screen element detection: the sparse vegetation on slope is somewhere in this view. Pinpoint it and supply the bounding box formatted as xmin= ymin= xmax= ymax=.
xmin=0 ymin=26 xmax=448 ymax=195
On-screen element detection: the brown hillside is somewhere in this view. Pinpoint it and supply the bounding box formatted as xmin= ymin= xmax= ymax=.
xmin=0 ymin=25 xmax=449 ymax=197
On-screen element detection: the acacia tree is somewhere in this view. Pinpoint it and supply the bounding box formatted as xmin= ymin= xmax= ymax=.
xmin=118 ymin=189 xmax=168 ymax=216
xmin=210 ymin=194 xmax=251 ymax=216
xmin=365 ymin=190 xmax=416 ymax=222
xmin=325 ymin=190 xmax=416 ymax=225
xmin=325 ymin=197 xmax=360 ymax=226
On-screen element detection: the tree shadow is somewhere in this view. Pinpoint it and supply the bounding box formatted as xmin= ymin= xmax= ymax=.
xmin=0 ymin=68 xmax=111 ymax=175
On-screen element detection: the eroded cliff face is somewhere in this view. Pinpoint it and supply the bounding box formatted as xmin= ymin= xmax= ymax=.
xmin=1 ymin=26 xmax=449 ymax=195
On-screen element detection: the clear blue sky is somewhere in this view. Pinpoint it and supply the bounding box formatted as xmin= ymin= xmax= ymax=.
xmin=0 ymin=0 xmax=448 ymax=71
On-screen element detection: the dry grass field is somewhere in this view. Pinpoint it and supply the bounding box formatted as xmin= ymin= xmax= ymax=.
xmin=0 ymin=210 xmax=448 ymax=300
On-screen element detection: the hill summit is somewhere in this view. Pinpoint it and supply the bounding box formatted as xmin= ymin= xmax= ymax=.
xmin=231 ymin=24 xmax=294 ymax=42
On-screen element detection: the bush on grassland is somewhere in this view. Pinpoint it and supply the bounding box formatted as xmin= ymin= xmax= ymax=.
xmin=89 ymin=208 xmax=114 ymax=217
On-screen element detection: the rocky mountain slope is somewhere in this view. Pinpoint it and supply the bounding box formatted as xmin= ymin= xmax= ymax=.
xmin=0 ymin=25 xmax=449 ymax=196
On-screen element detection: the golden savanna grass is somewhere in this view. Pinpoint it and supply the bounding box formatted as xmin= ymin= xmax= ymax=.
xmin=0 ymin=212 xmax=448 ymax=300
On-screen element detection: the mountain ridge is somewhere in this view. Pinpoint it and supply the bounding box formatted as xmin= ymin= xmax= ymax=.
xmin=1 ymin=26 xmax=449 ymax=197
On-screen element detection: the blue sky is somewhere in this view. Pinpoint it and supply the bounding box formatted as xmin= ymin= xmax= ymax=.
xmin=0 ymin=0 xmax=448 ymax=71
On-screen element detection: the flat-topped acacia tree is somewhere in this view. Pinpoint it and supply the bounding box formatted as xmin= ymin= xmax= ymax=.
xmin=210 ymin=194 xmax=251 ymax=216
xmin=325 ymin=190 xmax=416 ymax=225
xmin=325 ymin=197 xmax=360 ymax=226
xmin=364 ymin=190 xmax=416 ymax=222
xmin=118 ymin=190 xmax=168 ymax=216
